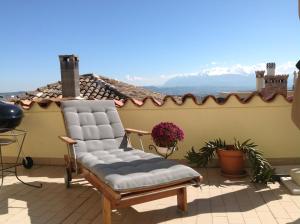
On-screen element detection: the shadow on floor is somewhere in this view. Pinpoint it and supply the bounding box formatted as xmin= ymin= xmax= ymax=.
xmin=287 ymin=218 xmax=300 ymax=224
xmin=14 ymin=165 xmax=66 ymax=179
xmin=0 ymin=181 xmax=95 ymax=223
xmin=115 ymin=184 xmax=285 ymax=223
xmin=0 ymin=177 xmax=288 ymax=224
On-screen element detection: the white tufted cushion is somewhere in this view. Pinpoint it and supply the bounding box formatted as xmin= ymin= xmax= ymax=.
xmin=61 ymin=100 xmax=201 ymax=191
xmin=290 ymin=168 xmax=300 ymax=186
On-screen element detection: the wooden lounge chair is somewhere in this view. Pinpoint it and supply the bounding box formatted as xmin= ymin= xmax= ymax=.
xmin=59 ymin=100 xmax=202 ymax=224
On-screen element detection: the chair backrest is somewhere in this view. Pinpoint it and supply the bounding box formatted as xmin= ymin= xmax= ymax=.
xmin=61 ymin=100 xmax=128 ymax=153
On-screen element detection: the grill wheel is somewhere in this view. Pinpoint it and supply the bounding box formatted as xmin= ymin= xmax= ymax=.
xmin=22 ymin=157 xmax=33 ymax=169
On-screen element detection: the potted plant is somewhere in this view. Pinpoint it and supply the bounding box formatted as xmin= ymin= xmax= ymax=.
xmin=185 ymin=138 xmax=275 ymax=184
xmin=149 ymin=122 xmax=184 ymax=159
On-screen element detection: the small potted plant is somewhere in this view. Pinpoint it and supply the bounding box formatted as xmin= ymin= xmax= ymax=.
xmin=149 ymin=122 xmax=184 ymax=159
xmin=185 ymin=138 xmax=275 ymax=184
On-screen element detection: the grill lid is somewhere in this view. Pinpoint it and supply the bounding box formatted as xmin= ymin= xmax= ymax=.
xmin=0 ymin=101 xmax=23 ymax=130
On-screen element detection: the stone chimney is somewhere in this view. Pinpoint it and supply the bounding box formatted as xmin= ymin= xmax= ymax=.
xmin=255 ymin=70 xmax=265 ymax=92
xmin=266 ymin=62 xmax=276 ymax=76
xmin=59 ymin=55 xmax=80 ymax=98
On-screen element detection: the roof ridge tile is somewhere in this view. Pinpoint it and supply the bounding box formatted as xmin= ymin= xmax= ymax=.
xmin=11 ymin=92 xmax=292 ymax=110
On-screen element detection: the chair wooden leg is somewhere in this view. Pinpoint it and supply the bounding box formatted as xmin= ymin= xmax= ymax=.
xmin=103 ymin=195 xmax=112 ymax=224
xmin=64 ymin=155 xmax=72 ymax=172
xmin=177 ymin=187 xmax=187 ymax=212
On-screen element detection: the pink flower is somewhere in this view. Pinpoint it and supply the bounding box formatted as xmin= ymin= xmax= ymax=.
xmin=151 ymin=122 xmax=184 ymax=147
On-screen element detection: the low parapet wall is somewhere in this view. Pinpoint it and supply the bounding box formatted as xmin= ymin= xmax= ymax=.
xmin=3 ymin=94 xmax=300 ymax=165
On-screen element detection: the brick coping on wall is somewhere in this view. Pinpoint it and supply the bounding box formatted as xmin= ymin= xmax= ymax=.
xmin=10 ymin=92 xmax=292 ymax=110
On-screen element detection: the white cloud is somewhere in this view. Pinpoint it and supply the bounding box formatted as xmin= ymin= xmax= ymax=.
xmin=123 ymin=61 xmax=297 ymax=86
xmin=202 ymin=61 xmax=296 ymax=76
xmin=125 ymin=75 xmax=145 ymax=81
xmin=201 ymin=63 xmax=265 ymax=76
xmin=159 ymin=72 xmax=198 ymax=80
xmin=276 ymin=61 xmax=296 ymax=74
xmin=125 ymin=75 xmax=162 ymax=86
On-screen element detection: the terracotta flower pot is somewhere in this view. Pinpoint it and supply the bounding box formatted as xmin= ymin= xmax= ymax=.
xmin=217 ymin=146 xmax=247 ymax=178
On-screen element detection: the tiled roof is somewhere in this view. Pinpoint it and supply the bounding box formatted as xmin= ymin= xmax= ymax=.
xmin=18 ymin=74 xmax=170 ymax=103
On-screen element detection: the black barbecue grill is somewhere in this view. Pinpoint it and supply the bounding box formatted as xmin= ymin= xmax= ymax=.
xmin=0 ymin=101 xmax=41 ymax=189
xmin=0 ymin=101 xmax=23 ymax=131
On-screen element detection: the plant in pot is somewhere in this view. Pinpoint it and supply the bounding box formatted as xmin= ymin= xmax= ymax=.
xmin=149 ymin=122 xmax=184 ymax=159
xmin=185 ymin=138 xmax=275 ymax=184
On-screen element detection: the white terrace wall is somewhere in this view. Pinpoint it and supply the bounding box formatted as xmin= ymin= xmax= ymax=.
xmin=3 ymin=95 xmax=300 ymax=165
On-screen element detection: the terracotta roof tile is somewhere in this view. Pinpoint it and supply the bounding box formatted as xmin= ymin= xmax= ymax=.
xmin=12 ymin=92 xmax=292 ymax=110
xmin=19 ymin=74 xmax=172 ymax=103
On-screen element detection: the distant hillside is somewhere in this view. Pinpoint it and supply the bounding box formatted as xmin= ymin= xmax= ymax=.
xmin=150 ymin=73 xmax=294 ymax=96
xmin=144 ymin=85 xmax=253 ymax=97
xmin=0 ymin=91 xmax=26 ymax=101
xmin=164 ymin=74 xmax=256 ymax=89
xmin=144 ymin=74 xmax=256 ymax=96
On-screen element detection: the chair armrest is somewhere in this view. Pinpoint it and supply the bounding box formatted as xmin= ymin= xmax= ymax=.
xmin=125 ymin=128 xmax=151 ymax=136
xmin=59 ymin=136 xmax=77 ymax=145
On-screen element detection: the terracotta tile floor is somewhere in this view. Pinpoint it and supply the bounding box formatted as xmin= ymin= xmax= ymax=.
xmin=0 ymin=166 xmax=300 ymax=224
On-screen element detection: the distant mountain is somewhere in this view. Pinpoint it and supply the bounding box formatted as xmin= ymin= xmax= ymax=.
xmin=144 ymin=74 xmax=256 ymax=97
xmin=164 ymin=74 xmax=256 ymax=89
xmin=145 ymin=73 xmax=294 ymax=97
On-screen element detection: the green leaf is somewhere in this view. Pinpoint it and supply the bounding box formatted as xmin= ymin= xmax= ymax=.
xmin=185 ymin=138 xmax=275 ymax=184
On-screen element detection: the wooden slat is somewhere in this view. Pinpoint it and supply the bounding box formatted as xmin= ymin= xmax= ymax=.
xmin=59 ymin=136 xmax=77 ymax=144
xmin=119 ymin=177 xmax=201 ymax=194
xmin=125 ymin=128 xmax=151 ymax=136
xmin=120 ymin=182 xmax=192 ymax=199
xmin=115 ymin=189 xmax=178 ymax=209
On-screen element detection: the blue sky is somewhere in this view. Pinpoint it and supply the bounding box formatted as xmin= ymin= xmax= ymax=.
xmin=0 ymin=0 xmax=299 ymax=91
